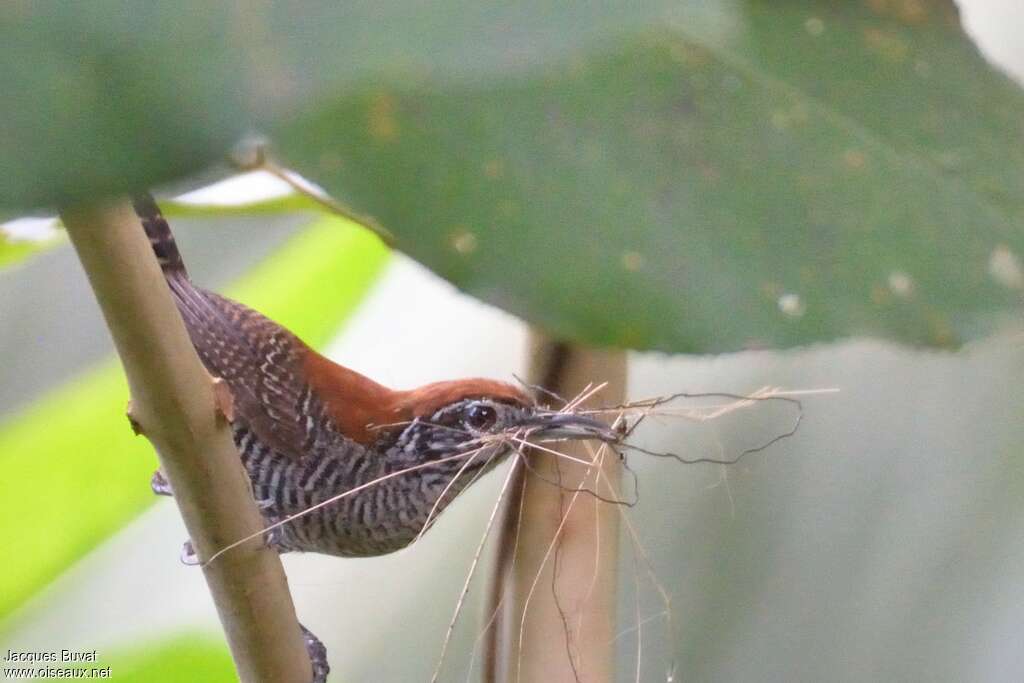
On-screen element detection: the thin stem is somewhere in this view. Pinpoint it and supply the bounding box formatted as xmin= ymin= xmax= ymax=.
xmin=61 ymin=200 xmax=311 ymax=683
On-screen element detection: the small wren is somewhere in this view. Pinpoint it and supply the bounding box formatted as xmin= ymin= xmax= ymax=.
xmin=133 ymin=195 xmax=613 ymax=682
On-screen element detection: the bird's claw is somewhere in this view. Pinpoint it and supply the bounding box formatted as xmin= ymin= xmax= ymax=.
xmin=263 ymin=525 xmax=285 ymax=550
xmin=151 ymin=470 xmax=173 ymax=497
xmin=300 ymin=623 xmax=330 ymax=683
xmin=180 ymin=540 xmax=199 ymax=566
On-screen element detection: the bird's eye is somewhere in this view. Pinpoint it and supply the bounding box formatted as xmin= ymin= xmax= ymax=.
xmin=464 ymin=403 xmax=498 ymax=430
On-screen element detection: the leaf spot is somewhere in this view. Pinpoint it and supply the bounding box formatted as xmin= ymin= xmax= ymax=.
xmin=368 ymin=93 xmax=399 ymax=142
xmin=887 ymin=270 xmax=914 ymax=297
xmin=863 ymin=27 xmax=909 ymax=62
xmin=483 ymin=159 xmax=504 ymax=179
xmin=450 ymin=228 xmax=478 ymax=255
xmin=842 ymin=149 xmax=868 ymax=170
xmin=778 ymin=293 xmax=805 ymax=318
xmin=621 ymin=251 xmax=644 ymax=271
xmin=804 ymin=17 xmax=825 ymax=37
xmin=988 ymin=245 xmax=1024 ymax=290
xmin=897 ymin=0 xmax=928 ymax=24
xmin=870 ymin=284 xmax=889 ymax=305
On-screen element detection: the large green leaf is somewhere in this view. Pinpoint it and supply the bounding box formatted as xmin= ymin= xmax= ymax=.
xmin=0 ymin=3 xmax=246 ymax=208
xmin=5 ymin=1 xmax=1023 ymax=351
xmin=271 ymin=1 xmax=1024 ymax=351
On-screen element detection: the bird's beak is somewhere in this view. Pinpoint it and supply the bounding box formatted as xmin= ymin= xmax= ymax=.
xmin=514 ymin=410 xmax=619 ymax=443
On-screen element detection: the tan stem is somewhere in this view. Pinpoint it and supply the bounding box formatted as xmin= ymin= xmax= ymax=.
xmin=61 ymin=200 xmax=313 ymax=683
xmin=486 ymin=335 xmax=627 ymax=683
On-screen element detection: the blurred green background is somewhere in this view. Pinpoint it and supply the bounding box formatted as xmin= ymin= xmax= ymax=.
xmin=1 ymin=0 xmax=1023 ymax=681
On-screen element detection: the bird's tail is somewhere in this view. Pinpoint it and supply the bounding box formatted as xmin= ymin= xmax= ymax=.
xmin=132 ymin=194 xmax=188 ymax=278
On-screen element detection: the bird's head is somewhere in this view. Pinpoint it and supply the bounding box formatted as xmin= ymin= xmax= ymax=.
xmin=374 ymin=378 xmax=618 ymax=472
xmin=305 ymin=355 xmax=616 ymax=473
xmin=301 ymin=356 xmax=621 ymax=550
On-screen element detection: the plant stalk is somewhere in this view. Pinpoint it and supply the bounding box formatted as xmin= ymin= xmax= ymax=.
xmin=485 ymin=335 xmax=626 ymax=682
xmin=61 ymin=199 xmax=313 ymax=683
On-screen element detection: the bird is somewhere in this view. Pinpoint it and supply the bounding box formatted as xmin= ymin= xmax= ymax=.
xmin=132 ymin=194 xmax=615 ymax=682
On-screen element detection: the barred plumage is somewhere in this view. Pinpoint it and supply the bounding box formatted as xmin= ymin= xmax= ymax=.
xmin=135 ymin=194 xmax=532 ymax=557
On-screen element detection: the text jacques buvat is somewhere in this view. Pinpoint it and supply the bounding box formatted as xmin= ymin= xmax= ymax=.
xmin=5 ymin=651 xmax=99 ymax=665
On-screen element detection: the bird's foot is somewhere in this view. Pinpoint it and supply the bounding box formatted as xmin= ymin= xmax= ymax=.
xmin=151 ymin=470 xmax=173 ymax=497
xmin=263 ymin=524 xmax=286 ymax=551
xmin=254 ymin=501 xmax=291 ymax=553
xmin=300 ymin=623 xmax=330 ymax=683
xmin=180 ymin=540 xmax=199 ymax=566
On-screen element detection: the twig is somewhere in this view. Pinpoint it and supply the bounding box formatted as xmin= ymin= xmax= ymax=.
xmin=231 ymin=143 xmax=396 ymax=246
xmin=61 ymin=199 xmax=312 ymax=683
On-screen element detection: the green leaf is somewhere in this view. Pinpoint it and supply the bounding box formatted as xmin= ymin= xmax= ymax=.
xmin=6 ymin=1 xmax=1023 ymax=350
xmin=0 ymin=216 xmax=388 ymax=622
xmin=0 ymin=233 xmax=53 ymax=269
xmin=271 ymin=1 xmax=1024 ymax=351
xmin=0 ymin=2 xmax=247 ymax=209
